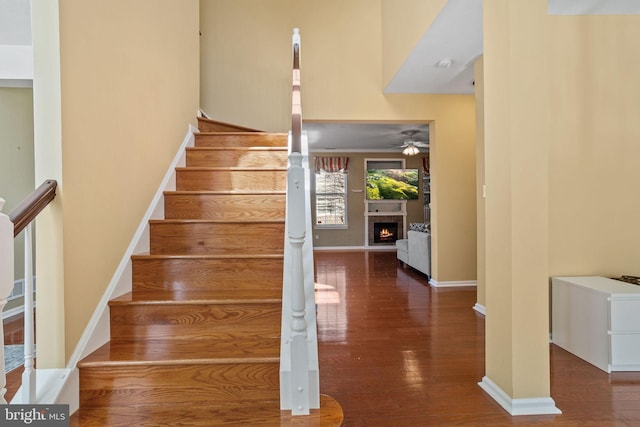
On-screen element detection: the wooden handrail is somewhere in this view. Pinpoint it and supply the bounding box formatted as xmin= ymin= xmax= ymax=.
xmin=9 ymin=179 xmax=58 ymax=237
xmin=291 ymin=28 xmax=302 ymax=154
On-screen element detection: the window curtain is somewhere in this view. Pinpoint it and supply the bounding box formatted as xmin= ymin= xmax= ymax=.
xmin=314 ymin=156 xmax=349 ymax=173
xmin=422 ymin=156 xmax=430 ymax=176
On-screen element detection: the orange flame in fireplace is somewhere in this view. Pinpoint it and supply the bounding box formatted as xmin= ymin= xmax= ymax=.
xmin=379 ymin=228 xmax=394 ymax=238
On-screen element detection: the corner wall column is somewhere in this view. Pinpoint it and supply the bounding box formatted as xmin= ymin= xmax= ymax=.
xmin=480 ymin=0 xmax=560 ymax=415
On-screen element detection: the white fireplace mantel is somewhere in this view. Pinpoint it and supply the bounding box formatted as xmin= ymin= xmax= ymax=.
xmin=365 ymin=200 xmax=407 ymax=248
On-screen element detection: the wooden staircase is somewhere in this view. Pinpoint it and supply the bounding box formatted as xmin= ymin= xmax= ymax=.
xmin=76 ymin=117 xmax=343 ymax=425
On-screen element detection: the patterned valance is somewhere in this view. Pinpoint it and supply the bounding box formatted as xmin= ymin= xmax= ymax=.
xmin=314 ymin=156 xmax=349 ymax=173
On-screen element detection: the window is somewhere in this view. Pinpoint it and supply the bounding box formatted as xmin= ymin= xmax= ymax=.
xmin=315 ymin=171 xmax=347 ymax=226
xmin=314 ymin=156 xmax=349 ymax=227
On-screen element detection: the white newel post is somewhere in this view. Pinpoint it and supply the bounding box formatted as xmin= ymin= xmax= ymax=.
xmin=287 ymin=151 xmax=310 ymax=415
xmin=0 ymin=198 xmax=14 ymax=404
xmin=22 ymin=223 xmax=35 ymax=402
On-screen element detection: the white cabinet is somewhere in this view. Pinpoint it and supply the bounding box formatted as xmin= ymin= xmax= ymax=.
xmin=551 ymin=276 xmax=640 ymax=373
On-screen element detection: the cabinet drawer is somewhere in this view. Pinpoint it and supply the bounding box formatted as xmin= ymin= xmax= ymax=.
xmin=610 ymin=333 xmax=640 ymax=369
xmin=610 ymin=299 xmax=640 ymax=331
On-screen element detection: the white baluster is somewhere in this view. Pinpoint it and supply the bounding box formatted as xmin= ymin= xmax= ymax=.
xmin=0 ymin=198 xmax=15 ymax=404
xmin=22 ymin=223 xmax=35 ymax=403
xmin=287 ymin=152 xmax=310 ymax=415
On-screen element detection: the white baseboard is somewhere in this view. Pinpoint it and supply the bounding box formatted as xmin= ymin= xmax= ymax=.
xmin=478 ymin=376 xmax=562 ymax=416
xmin=429 ymin=279 xmax=477 ymax=288
xmin=473 ymin=303 xmax=486 ymax=316
xmin=609 ymin=363 xmax=640 ymax=372
xmin=313 ymin=246 xmax=366 ymax=251
xmin=10 ymin=368 xmax=75 ymax=407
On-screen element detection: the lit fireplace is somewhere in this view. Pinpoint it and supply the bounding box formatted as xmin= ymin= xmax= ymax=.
xmin=373 ymin=222 xmax=398 ymax=244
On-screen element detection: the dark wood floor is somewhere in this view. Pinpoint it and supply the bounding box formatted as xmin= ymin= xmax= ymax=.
xmin=5 ymin=250 xmax=640 ymax=425
xmin=315 ymin=250 xmax=640 ymax=426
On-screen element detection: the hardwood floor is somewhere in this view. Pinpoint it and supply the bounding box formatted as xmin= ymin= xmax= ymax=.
xmin=5 ymin=249 xmax=640 ymax=425
xmin=3 ymin=313 xmax=28 ymax=403
xmin=314 ymin=250 xmax=640 ymax=426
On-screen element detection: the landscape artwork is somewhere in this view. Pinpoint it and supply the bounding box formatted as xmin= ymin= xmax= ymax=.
xmin=366 ymin=169 xmax=419 ymax=200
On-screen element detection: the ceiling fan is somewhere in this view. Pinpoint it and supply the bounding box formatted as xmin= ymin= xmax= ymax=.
xmin=397 ymin=129 xmax=429 ymax=155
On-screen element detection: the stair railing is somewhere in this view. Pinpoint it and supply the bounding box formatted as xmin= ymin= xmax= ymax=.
xmin=280 ymin=28 xmax=320 ymax=415
xmin=0 ymin=179 xmax=58 ymax=404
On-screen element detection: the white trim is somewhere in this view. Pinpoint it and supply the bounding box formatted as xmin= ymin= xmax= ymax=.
xmin=0 ymin=45 xmax=33 ymax=81
xmin=473 ymin=303 xmax=486 ymax=315
xmin=313 ymin=246 xmax=367 ymax=251
xmin=429 ymin=279 xmax=477 ymax=287
xmin=313 ymin=245 xmax=397 ymax=252
xmin=45 ymin=125 xmax=197 ymax=412
xmin=364 ymin=246 xmax=397 ymax=251
xmin=0 ymin=79 xmax=32 ymax=88
xmin=10 ymin=369 xmax=75 ymax=406
xmin=609 ymin=363 xmax=640 ymax=372
xmin=478 ymin=376 xmax=562 ymax=416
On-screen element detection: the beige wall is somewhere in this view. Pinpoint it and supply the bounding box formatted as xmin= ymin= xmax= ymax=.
xmin=482 ymin=0 xmax=640 ymax=402
xmin=311 ymin=151 xmax=427 ymax=247
xmin=32 ymin=0 xmax=200 ymax=366
xmin=0 ymin=87 xmax=34 ymax=312
xmin=200 ymin=0 xmax=476 ymax=283
xmin=547 ymin=14 xmax=640 ymax=278
xmin=474 ymin=58 xmax=485 ymax=308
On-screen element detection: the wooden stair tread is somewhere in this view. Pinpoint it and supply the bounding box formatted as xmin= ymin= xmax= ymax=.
xmin=196 ymin=117 xmax=263 ymax=132
xmin=78 ymin=339 xmax=280 ymax=367
xmin=187 ymin=146 xmax=287 ymax=151
xmin=164 ymin=190 xmax=286 ymax=195
xmin=76 ymin=394 xmax=343 ymax=426
xmin=111 ymin=289 xmax=282 ymax=304
xmin=196 ymin=131 xmax=287 ymax=137
xmin=176 ymin=166 xmax=287 ymax=171
xmin=194 ymin=134 xmax=288 ymax=148
xmin=149 ymin=218 xmax=284 ymax=224
xmin=131 ymin=253 xmax=284 ymax=260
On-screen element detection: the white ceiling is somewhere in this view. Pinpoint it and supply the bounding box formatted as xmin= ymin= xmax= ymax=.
xmin=0 ymin=0 xmax=32 ymax=86
xmin=548 ymin=0 xmax=640 ymax=15
xmin=384 ymin=0 xmax=482 ymax=95
xmin=0 ymin=0 xmax=31 ymax=45
xmin=306 ymin=122 xmax=429 ymax=154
